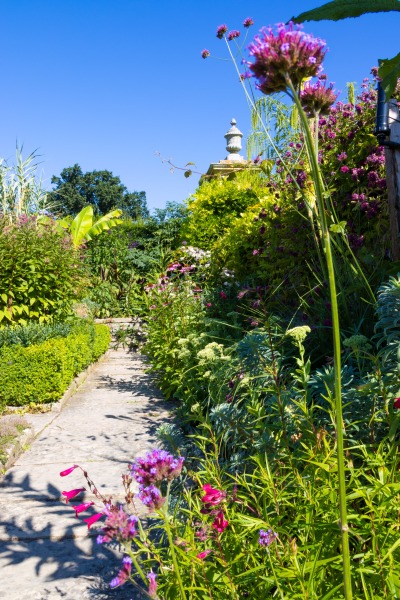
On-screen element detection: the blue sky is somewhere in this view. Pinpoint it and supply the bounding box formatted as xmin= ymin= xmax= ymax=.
xmin=1 ymin=1 xmax=399 ymax=211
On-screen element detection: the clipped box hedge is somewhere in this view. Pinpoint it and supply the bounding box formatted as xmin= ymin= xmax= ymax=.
xmin=0 ymin=324 xmax=110 ymax=407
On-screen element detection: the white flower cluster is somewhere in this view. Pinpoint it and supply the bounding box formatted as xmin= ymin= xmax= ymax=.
xmin=180 ymin=245 xmax=211 ymax=262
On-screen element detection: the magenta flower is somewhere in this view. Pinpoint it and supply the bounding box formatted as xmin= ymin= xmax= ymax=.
xmin=248 ymin=22 xmax=327 ymax=95
xmin=73 ymin=502 xmax=94 ymax=516
xmin=197 ymin=549 xmax=212 ymax=560
xmin=216 ymin=24 xmax=228 ymax=39
xmin=219 ymin=291 xmax=227 ymax=299
xmin=259 ymin=528 xmax=278 ymax=546
xmin=337 ymin=152 xmax=347 ymax=161
xmin=394 ymin=397 xmax=400 ymax=409
xmin=212 ymin=510 xmax=229 ymax=532
xmin=110 ymin=556 xmax=132 ymax=588
xmin=147 ymin=571 xmax=158 ymax=598
xmin=83 ymin=513 xmax=104 ymax=529
xmin=340 ymin=166 xmax=349 ymax=173
xmin=300 ymin=80 xmax=338 ymax=115
xmin=227 ymin=30 xmax=240 ymax=41
xmin=201 ymin=49 xmax=210 ymax=59
xmin=62 ymin=488 xmax=85 ymax=503
xmin=243 ymin=17 xmax=254 ymax=28
xmin=60 ymin=465 xmax=79 ymax=477
xmin=201 ymin=483 xmax=226 ymax=506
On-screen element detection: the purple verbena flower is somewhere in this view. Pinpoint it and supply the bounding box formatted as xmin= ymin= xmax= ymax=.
xmin=248 ymin=22 xmax=327 ymax=95
xmin=216 ymin=24 xmax=228 ymax=39
xmin=201 ymin=49 xmax=210 ymax=59
xmin=147 ymin=571 xmax=158 ymax=598
xmin=110 ymin=556 xmax=132 ymax=589
xmin=259 ymin=528 xmax=278 ymax=547
xmin=97 ymin=505 xmax=138 ymax=544
xmin=137 ymin=485 xmax=166 ymax=511
xmin=300 ymin=80 xmax=338 ymax=116
xmin=243 ymin=17 xmax=254 ymax=28
xmin=228 ymin=30 xmax=240 ymax=41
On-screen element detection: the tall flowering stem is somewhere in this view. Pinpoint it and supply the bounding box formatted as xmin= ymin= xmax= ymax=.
xmin=162 ymin=481 xmax=187 ymax=600
xmin=287 ymin=76 xmax=352 ymax=599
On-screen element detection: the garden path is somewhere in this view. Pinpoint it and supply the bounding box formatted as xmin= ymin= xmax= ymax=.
xmin=0 ymin=347 xmax=171 ymax=600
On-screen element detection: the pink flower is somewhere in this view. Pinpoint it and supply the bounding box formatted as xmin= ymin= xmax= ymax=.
xmin=243 ymin=17 xmax=254 ymax=28
xmin=219 ymin=291 xmax=227 ymax=299
xmin=216 ymin=24 xmax=228 ymax=39
xmin=62 ymin=488 xmax=85 ymax=503
xmin=227 ymin=30 xmax=240 ymax=41
xmin=60 ymin=465 xmax=79 ymax=477
xmin=394 ymin=397 xmax=400 ymax=409
xmin=212 ymin=510 xmax=229 ymax=532
xmin=201 ymin=49 xmax=210 ymax=59
xmin=197 ymin=549 xmax=212 ymax=560
xmin=147 ymin=571 xmax=158 ymax=598
xmin=201 ymin=483 xmax=225 ymax=506
xmin=300 ymin=80 xmax=337 ymax=116
xmin=248 ymin=22 xmax=327 ymax=95
xmin=110 ymin=556 xmax=132 ymax=588
xmin=73 ymin=502 xmax=94 ymax=516
xmin=84 ymin=513 xmax=104 ymax=529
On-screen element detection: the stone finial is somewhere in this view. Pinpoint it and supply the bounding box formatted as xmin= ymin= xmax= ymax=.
xmin=224 ymin=118 xmax=245 ymax=162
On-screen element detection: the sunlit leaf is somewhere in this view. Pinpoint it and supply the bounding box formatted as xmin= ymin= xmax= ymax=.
xmin=292 ymin=0 xmax=400 ymax=23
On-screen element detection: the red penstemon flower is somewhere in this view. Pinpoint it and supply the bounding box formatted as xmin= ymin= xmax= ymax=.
xmin=212 ymin=510 xmax=229 ymax=532
xmin=201 ymin=483 xmax=226 ymax=506
xmin=394 ymin=397 xmax=400 ymax=409
xmin=62 ymin=488 xmax=85 ymax=503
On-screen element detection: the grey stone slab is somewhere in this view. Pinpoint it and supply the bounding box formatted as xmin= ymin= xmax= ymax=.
xmin=0 ymin=348 xmax=169 ymax=599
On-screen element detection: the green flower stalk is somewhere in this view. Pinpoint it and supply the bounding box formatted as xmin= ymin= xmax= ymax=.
xmin=245 ymin=21 xmax=353 ymax=599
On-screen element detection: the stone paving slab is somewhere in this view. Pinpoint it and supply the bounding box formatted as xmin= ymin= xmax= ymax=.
xmin=0 ymin=347 xmax=170 ymax=599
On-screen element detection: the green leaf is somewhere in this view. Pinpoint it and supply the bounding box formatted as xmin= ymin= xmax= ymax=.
xmin=1 ymin=293 xmax=7 ymax=303
xmin=330 ymin=221 xmax=347 ymax=234
xmin=292 ymin=0 xmax=400 ymax=23
xmin=379 ymin=52 xmax=400 ymax=100
xmin=70 ymin=205 xmax=94 ymax=247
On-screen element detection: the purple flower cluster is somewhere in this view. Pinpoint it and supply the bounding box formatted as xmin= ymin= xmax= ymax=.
xmin=300 ymin=80 xmax=337 ymax=116
xmin=248 ymin=22 xmax=327 ymax=95
xmin=97 ymin=505 xmax=138 ymax=544
xmin=110 ymin=556 xmax=132 ymax=588
xmin=131 ymin=449 xmax=184 ymax=486
xmin=259 ymin=528 xmax=278 ymax=547
xmin=131 ymin=449 xmax=184 ymax=512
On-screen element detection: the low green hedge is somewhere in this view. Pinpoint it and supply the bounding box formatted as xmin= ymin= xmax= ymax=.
xmin=0 ymin=324 xmax=110 ymax=407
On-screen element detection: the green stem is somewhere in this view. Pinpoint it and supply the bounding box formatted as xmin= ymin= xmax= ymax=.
xmin=163 ymin=481 xmax=187 ymax=600
xmin=288 ymin=78 xmax=353 ymax=600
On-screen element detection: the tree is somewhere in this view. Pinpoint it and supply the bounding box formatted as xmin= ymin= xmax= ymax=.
xmin=49 ymin=164 xmax=149 ymax=219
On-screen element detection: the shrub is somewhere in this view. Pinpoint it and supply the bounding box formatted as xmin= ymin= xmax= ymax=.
xmin=0 ymin=323 xmax=110 ymax=407
xmin=0 ymin=215 xmax=87 ymax=325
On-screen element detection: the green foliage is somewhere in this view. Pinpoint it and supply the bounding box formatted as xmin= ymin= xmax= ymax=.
xmin=0 ymin=321 xmax=74 ymax=347
xmin=48 ymin=164 xmax=149 ymax=219
xmin=84 ymin=206 xmax=188 ymax=317
xmin=0 ymin=216 xmax=87 ymax=325
xmin=0 ymin=323 xmax=110 ymax=407
xmin=292 ymin=0 xmax=400 ymax=23
xmin=182 ymin=171 xmax=263 ymax=249
xmin=46 ymin=205 xmax=124 ymax=248
xmin=0 ymin=147 xmax=52 ymax=223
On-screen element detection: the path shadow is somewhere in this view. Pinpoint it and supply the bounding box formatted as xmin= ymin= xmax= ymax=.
xmin=0 ymin=471 xmax=145 ymax=599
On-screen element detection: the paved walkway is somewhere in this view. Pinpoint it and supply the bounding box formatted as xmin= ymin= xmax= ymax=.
xmin=0 ymin=347 xmax=171 ymax=599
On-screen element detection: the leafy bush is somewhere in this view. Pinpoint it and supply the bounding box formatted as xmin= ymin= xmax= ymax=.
xmin=0 ymin=216 xmax=87 ymax=325
xmin=181 ymin=170 xmax=263 ymax=250
xmin=0 ymin=321 xmax=75 ymax=347
xmin=0 ymin=323 xmax=110 ymax=407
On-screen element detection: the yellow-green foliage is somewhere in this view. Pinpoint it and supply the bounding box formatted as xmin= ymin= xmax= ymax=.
xmin=182 ymin=171 xmax=264 ymax=249
xmin=212 ymin=191 xmax=314 ymax=291
xmin=0 ymin=324 xmax=110 ymax=407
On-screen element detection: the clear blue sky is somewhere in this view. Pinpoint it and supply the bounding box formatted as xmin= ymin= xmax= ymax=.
xmin=1 ymin=1 xmax=399 ymax=211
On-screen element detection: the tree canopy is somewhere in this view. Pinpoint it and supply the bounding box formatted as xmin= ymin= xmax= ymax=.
xmin=49 ymin=164 xmax=149 ymax=219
